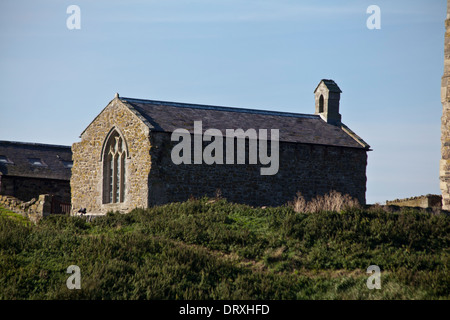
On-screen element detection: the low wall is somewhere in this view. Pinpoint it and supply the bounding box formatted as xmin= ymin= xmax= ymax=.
xmin=386 ymin=194 xmax=442 ymax=209
xmin=0 ymin=194 xmax=64 ymax=223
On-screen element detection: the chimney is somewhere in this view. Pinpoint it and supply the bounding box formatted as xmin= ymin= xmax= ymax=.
xmin=314 ymin=79 xmax=342 ymax=125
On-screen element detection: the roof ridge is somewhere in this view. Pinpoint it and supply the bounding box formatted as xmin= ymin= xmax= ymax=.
xmin=0 ymin=140 xmax=71 ymax=149
xmin=120 ymin=97 xmax=319 ymax=119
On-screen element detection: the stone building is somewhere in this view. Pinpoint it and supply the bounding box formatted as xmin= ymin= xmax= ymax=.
xmin=0 ymin=140 xmax=72 ymax=203
xmin=71 ymin=79 xmax=370 ymax=215
xmin=441 ymin=0 xmax=450 ymax=211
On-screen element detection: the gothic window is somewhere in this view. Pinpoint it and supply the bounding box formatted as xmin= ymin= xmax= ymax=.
xmin=103 ymin=130 xmax=126 ymax=204
xmin=318 ymin=94 xmax=324 ymax=113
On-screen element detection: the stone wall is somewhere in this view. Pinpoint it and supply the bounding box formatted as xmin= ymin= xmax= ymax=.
xmin=442 ymin=1 xmax=450 ymax=211
xmin=70 ymin=98 xmax=151 ymax=214
xmin=148 ymin=132 xmax=367 ymax=207
xmin=0 ymin=194 xmax=54 ymax=224
xmin=72 ymin=97 xmax=368 ymax=214
xmin=0 ymin=175 xmax=70 ymax=202
xmin=386 ymin=194 xmax=442 ymax=209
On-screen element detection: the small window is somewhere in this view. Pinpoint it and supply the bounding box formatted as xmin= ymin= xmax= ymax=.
xmin=62 ymin=160 xmax=73 ymax=168
xmin=0 ymin=155 xmax=13 ymax=164
xmin=28 ymin=158 xmax=47 ymax=167
xmin=318 ymin=94 xmax=324 ymax=113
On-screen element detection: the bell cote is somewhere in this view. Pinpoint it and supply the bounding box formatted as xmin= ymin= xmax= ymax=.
xmin=314 ymin=79 xmax=342 ymax=125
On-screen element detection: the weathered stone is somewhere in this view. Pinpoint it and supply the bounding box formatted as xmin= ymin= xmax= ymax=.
xmin=386 ymin=194 xmax=442 ymax=209
xmin=442 ymin=1 xmax=450 ymax=210
xmin=70 ymin=98 xmax=151 ymax=214
xmin=71 ymin=86 xmax=369 ymax=215
xmin=0 ymin=141 xmax=72 ymax=204
xmin=0 ymin=193 xmax=57 ymax=223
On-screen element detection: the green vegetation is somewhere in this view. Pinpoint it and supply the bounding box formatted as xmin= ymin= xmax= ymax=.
xmin=0 ymin=198 xmax=449 ymax=299
xmin=0 ymin=205 xmax=30 ymax=225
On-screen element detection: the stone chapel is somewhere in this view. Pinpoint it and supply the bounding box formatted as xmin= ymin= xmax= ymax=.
xmin=70 ymin=80 xmax=370 ymax=215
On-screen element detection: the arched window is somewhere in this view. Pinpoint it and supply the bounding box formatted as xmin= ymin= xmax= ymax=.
xmin=103 ymin=130 xmax=126 ymax=204
xmin=318 ymin=94 xmax=324 ymax=113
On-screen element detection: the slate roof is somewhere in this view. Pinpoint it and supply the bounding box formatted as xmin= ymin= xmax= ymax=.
xmin=314 ymin=79 xmax=342 ymax=93
xmin=118 ymin=97 xmax=370 ymax=150
xmin=0 ymin=141 xmax=72 ymax=180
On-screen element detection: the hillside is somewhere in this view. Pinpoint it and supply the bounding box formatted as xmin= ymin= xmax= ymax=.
xmin=0 ymin=198 xmax=449 ymax=300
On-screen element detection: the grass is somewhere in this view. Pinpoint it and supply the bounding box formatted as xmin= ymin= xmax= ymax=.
xmin=0 ymin=197 xmax=448 ymax=300
xmin=0 ymin=205 xmax=30 ymax=225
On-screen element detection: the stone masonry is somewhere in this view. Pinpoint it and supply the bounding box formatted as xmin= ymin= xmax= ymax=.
xmin=0 ymin=194 xmax=55 ymax=224
xmin=70 ymin=97 xmax=151 ymax=214
xmin=71 ymin=80 xmax=370 ymax=215
xmin=386 ymin=194 xmax=442 ymax=209
xmin=0 ymin=140 xmax=72 ymax=203
xmin=147 ymin=131 xmax=367 ymax=207
xmin=442 ymin=1 xmax=450 ymax=210
xmin=0 ymin=175 xmax=70 ymax=203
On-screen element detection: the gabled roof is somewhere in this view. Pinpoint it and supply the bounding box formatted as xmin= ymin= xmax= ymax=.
xmin=118 ymin=97 xmax=369 ymax=150
xmin=0 ymin=141 xmax=72 ymax=180
xmin=314 ymin=79 xmax=342 ymax=93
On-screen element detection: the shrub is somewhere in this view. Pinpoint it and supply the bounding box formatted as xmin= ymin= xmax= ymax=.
xmin=0 ymin=198 xmax=448 ymax=300
xmin=290 ymin=190 xmax=361 ymax=213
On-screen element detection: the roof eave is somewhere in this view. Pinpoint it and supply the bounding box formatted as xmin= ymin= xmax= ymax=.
xmin=340 ymin=123 xmax=371 ymax=150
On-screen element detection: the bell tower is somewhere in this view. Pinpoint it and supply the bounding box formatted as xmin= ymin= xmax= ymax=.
xmin=314 ymin=79 xmax=342 ymax=126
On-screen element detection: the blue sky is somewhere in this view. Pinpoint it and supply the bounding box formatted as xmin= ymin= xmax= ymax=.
xmin=0 ymin=0 xmax=445 ymax=204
